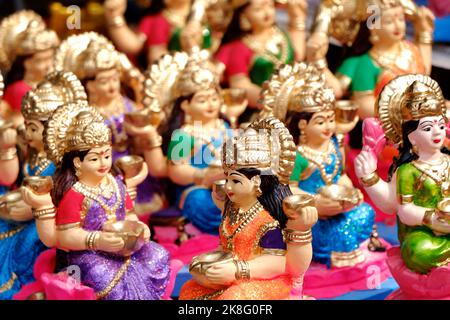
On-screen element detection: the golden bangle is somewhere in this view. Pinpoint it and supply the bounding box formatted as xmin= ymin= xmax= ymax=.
xmin=56 ymin=222 xmax=81 ymax=231
xmin=144 ymin=135 xmax=162 ymax=150
xmin=0 ymin=147 xmax=17 ymax=161
xmin=416 ymin=31 xmax=433 ymax=45
xmin=399 ymin=194 xmax=414 ymax=205
xmin=283 ymin=229 xmax=313 ymax=244
xmin=422 ymin=209 xmax=434 ymax=227
xmin=127 ymin=187 xmax=137 ymax=201
xmin=32 ymin=207 xmax=56 ymax=219
xmin=108 ymin=15 xmax=126 ymax=28
xmin=289 ymin=18 xmax=306 ymax=31
xmin=234 ymin=260 xmax=250 ymax=280
xmin=360 ymin=172 xmax=380 ymax=187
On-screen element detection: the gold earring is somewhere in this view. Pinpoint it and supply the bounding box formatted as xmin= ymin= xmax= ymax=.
xmin=240 ymin=16 xmax=251 ymax=31
xmin=300 ymin=129 xmax=307 ymax=145
xmin=411 ymin=144 xmax=418 ymax=155
xmin=254 ymin=184 xmax=262 ymax=197
xmin=370 ymin=33 xmax=380 ymax=44
xmin=75 ymin=166 xmax=81 ymax=177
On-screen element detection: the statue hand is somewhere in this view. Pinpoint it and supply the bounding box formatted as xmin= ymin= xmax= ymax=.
xmin=123 ymin=121 xmax=157 ymax=139
xmin=287 ymin=0 xmax=308 ymax=19
xmin=0 ymin=128 xmax=17 ymax=150
xmin=104 ymin=0 xmax=127 ymax=20
xmin=306 ymin=32 xmax=329 ymax=62
xmin=21 ymin=187 xmax=54 ymax=210
xmin=138 ymin=221 xmax=151 ymax=242
xmin=205 ymin=262 xmax=236 ymax=286
xmin=354 ymin=149 xmax=378 ymax=180
xmin=286 ymin=206 xmax=318 ymax=231
xmin=413 ymin=6 xmax=435 ymax=33
xmin=8 ymin=200 xmax=33 ymax=222
xmin=202 ymin=167 xmax=225 ymax=188
xmin=97 ymin=232 xmax=125 ymax=253
xmin=315 ymin=194 xmax=343 ymax=217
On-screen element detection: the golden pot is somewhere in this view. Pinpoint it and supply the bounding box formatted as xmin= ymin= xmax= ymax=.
xmin=22 ymin=176 xmax=53 ymax=195
xmin=124 ymin=109 xmax=162 ymax=127
xmin=189 ymin=250 xmax=235 ymax=290
xmin=222 ymin=88 xmax=246 ymax=106
xmin=102 ymin=220 xmax=146 ymax=256
xmin=318 ymin=184 xmax=362 ymax=211
xmin=335 ymin=100 xmax=358 ymax=124
xmin=0 ymin=190 xmax=23 ymax=220
xmin=114 ymin=155 xmax=144 ymax=179
xmin=282 ymin=194 xmax=315 ymax=219
xmin=436 ymin=199 xmax=450 ymax=224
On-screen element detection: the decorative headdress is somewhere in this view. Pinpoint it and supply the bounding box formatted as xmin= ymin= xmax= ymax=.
xmin=367 ymin=0 xmax=403 ymax=10
xmin=143 ymin=49 xmax=219 ymax=117
xmin=377 ymin=74 xmax=446 ymax=145
xmin=222 ymin=117 xmax=296 ymax=184
xmin=45 ymin=102 xmax=111 ymax=165
xmin=0 ymin=10 xmax=60 ymax=73
xmin=22 ymin=71 xmax=87 ymax=121
xmin=260 ymin=62 xmax=335 ymax=121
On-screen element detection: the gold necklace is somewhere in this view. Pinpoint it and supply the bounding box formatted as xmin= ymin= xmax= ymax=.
xmin=221 ymin=201 xmax=263 ymax=251
xmin=25 ymin=153 xmax=52 ymax=177
xmin=73 ymin=174 xmax=122 ymax=221
xmin=298 ymin=142 xmax=341 ymax=185
xmin=242 ymin=27 xmax=289 ymax=67
xmin=370 ymin=42 xmax=416 ymax=73
xmin=412 ymin=155 xmax=450 ymax=187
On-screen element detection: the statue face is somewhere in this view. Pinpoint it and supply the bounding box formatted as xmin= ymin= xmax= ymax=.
xmin=24 ymin=119 xmax=45 ymax=151
xmin=242 ymin=0 xmax=275 ymax=31
xmin=24 ymin=48 xmax=54 ymax=82
xmin=181 ymin=88 xmax=221 ymax=123
xmin=74 ymin=145 xmax=113 ymax=182
xmin=371 ymin=6 xmax=405 ymax=45
xmin=87 ymin=68 xmax=121 ymax=104
xmin=299 ymin=110 xmax=336 ymax=145
xmin=225 ymin=170 xmax=259 ymax=206
xmin=408 ymin=116 xmax=446 ymax=155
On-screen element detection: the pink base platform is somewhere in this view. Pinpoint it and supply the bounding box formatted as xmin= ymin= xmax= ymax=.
xmin=385 ymin=247 xmax=450 ymax=300
xmin=303 ymin=239 xmax=392 ymax=299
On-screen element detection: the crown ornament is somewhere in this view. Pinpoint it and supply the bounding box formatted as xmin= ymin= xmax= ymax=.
xmin=377 ymin=74 xmax=446 ymax=145
xmin=22 ymin=71 xmax=87 ymax=121
xmin=222 ymin=117 xmax=296 ymax=184
xmin=45 ymin=102 xmax=111 ymax=165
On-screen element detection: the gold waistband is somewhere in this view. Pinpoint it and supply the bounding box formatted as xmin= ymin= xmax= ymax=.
xmin=0 ymin=272 xmax=17 ymax=294
xmin=96 ymin=256 xmax=131 ymax=299
xmin=330 ymin=248 xmax=365 ymax=268
xmin=0 ymin=225 xmax=25 ymax=240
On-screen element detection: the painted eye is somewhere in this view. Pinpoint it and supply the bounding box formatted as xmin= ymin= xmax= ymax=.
xmin=232 ymin=179 xmax=241 ymax=184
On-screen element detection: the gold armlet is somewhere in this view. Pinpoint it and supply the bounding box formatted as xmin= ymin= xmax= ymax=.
xmin=144 ymin=134 xmax=163 ymax=150
xmin=360 ymin=172 xmax=380 ymax=188
xmin=56 ymin=222 xmax=81 ymax=231
xmin=289 ymin=17 xmax=306 ymax=31
xmin=234 ymin=259 xmax=250 ymax=280
xmin=127 ymin=187 xmax=137 ymax=201
xmin=0 ymin=147 xmax=17 ymax=161
xmin=282 ymin=229 xmax=312 ymax=245
xmin=422 ymin=209 xmax=434 ymax=227
xmin=33 ymin=207 xmax=56 ymax=220
xmin=399 ymin=194 xmax=414 ymax=205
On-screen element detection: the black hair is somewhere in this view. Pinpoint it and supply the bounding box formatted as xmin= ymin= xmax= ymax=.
xmin=286 ymin=111 xmax=314 ymax=145
xmin=223 ymin=167 xmax=291 ymax=228
xmin=51 ymin=149 xmax=89 ymax=206
xmin=4 ymin=55 xmax=31 ymax=87
xmin=221 ymin=3 xmax=251 ymax=44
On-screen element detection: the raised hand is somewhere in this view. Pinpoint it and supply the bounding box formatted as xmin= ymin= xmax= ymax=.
xmin=354 ymin=149 xmax=378 ymax=180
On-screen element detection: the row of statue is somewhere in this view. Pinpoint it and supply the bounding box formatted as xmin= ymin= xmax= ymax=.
xmin=0 ymin=0 xmax=448 ymax=300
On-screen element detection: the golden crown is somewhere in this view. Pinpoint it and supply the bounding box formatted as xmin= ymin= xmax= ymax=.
xmin=45 ymin=102 xmax=111 ymax=165
xmin=377 ymin=74 xmax=446 ymax=145
xmin=0 ymin=10 xmax=59 ymax=72
xmin=222 ymin=117 xmax=296 ymax=184
xmin=22 ymin=71 xmax=87 ymax=121
xmin=261 ymin=62 xmax=335 ymax=121
xmin=74 ymin=41 xmax=120 ymax=80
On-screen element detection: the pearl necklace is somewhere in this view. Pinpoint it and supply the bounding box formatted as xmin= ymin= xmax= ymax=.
xmin=298 ymin=142 xmax=340 ymax=185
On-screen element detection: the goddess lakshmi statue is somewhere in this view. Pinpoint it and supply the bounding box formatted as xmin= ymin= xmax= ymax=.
xmin=215 ymin=0 xmax=307 ymax=112
xmin=355 ymin=74 xmax=450 ymax=299
xmin=314 ymin=0 xmax=435 ymax=119
xmin=125 ymin=50 xmax=245 ymax=235
xmin=0 ymin=10 xmax=60 ymax=127
xmin=54 ymin=32 xmax=160 ymax=214
xmin=0 ymin=71 xmax=87 ymax=299
xmin=21 ymin=103 xmax=170 ymax=300
xmin=260 ymin=62 xmax=391 ymax=298
xmin=179 ymin=117 xmax=318 ymax=300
